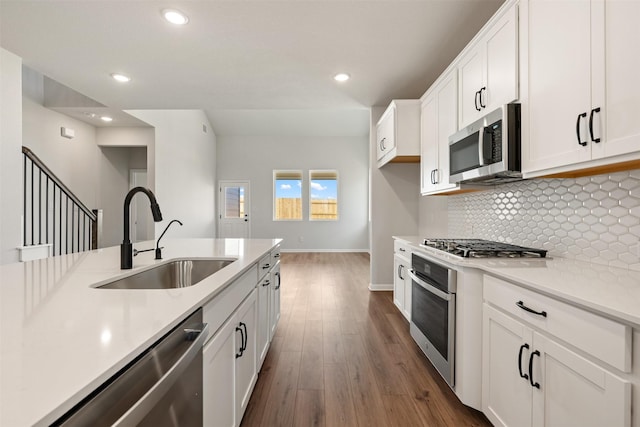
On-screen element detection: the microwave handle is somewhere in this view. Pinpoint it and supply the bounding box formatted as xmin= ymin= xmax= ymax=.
xmin=478 ymin=126 xmax=493 ymax=166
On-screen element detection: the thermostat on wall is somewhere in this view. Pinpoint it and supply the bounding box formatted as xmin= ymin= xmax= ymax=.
xmin=61 ymin=127 xmax=75 ymax=139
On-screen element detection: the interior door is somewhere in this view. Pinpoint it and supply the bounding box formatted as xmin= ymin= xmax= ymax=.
xmin=218 ymin=181 xmax=250 ymax=238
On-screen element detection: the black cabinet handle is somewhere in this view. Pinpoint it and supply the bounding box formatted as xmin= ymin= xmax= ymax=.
xmin=241 ymin=322 xmax=248 ymax=352
xmin=235 ymin=325 xmax=245 ymax=358
xmin=262 ymin=263 xmax=270 ymax=270
xmin=262 ymin=279 xmax=270 ymax=287
xmin=399 ymin=248 xmax=406 ymax=252
xmin=479 ymin=87 xmax=486 ymax=108
xmin=516 ymin=301 xmax=547 ymax=317
xmin=528 ymin=350 xmax=541 ymax=389
xmin=274 ymin=253 xmax=280 ymax=258
xmin=474 ymin=90 xmax=481 ymax=111
xmin=275 ymin=271 xmax=281 ymax=290
xmin=518 ymin=343 xmax=530 ymax=380
xmin=589 ymin=107 xmax=601 ymax=143
xmin=576 ymin=112 xmax=587 ymax=146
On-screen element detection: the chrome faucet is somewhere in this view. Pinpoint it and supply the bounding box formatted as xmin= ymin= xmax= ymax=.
xmin=121 ymin=187 xmax=163 ymax=269
xmin=155 ymin=219 xmax=183 ymax=260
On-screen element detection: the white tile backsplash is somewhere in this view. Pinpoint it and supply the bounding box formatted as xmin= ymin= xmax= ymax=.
xmin=448 ymin=170 xmax=640 ymax=271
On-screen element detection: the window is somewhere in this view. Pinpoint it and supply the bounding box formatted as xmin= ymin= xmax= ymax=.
xmin=274 ymin=170 xmax=302 ymax=220
xmin=309 ymin=170 xmax=338 ymax=221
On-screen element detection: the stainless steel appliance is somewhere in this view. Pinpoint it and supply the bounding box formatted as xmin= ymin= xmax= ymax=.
xmin=53 ymin=309 xmax=209 ymax=427
xmin=408 ymin=253 xmax=457 ymax=388
xmin=421 ymin=238 xmax=547 ymax=259
xmin=449 ymin=103 xmax=521 ymax=185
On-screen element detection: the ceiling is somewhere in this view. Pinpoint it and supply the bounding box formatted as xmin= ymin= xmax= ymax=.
xmin=0 ymin=0 xmax=503 ymax=136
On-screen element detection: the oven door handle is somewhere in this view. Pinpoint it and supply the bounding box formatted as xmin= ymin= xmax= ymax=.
xmin=111 ymin=322 xmax=210 ymax=427
xmin=408 ymin=270 xmax=452 ymax=301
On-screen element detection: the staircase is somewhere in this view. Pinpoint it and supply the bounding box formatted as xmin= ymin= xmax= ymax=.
xmin=21 ymin=146 xmax=101 ymax=260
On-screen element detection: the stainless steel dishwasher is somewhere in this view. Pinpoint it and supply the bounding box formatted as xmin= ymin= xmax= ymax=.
xmin=52 ymin=308 xmax=208 ymax=426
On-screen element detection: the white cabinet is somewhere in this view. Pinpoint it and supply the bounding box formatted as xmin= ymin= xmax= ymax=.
xmin=420 ymin=69 xmax=461 ymax=195
xmin=458 ymin=3 xmax=518 ymax=128
xmin=269 ymin=262 xmax=281 ymax=340
xmin=522 ymin=0 xmax=640 ymax=177
xmin=204 ymin=289 xmax=258 ymax=427
xmin=392 ymin=240 xmax=411 ymax=321
xmin=257 ymin=273 xmax=271 ymax=369
xmin=376 ymin=100 xmax=421 ymax=168
xmin=235 ymin=290 xmax=258 ymax=421
xmin=483 ymin=305 xmax=630 ymax=427
xmin=482 ymin=275 xmax=631 ymax=427
xmin=203 ymin=309 xmax=236 ymax=427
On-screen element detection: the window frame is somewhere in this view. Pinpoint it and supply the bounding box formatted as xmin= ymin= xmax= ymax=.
xmin=273 ymin=169 xmax=303 ymax=221
xmin=308 ymin=169 xmax=339 ymax=221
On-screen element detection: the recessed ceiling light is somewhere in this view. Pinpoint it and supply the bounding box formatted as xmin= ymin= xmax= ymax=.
xmin=101 ymin=116 xmax=113 ymax=123
xmin=162 ymin=9 xmax=189 ymax=25
xmin=111 ymin=73 xmax=131 ymax=83
xmin=334 ymin=73 xmax=350 ymax=82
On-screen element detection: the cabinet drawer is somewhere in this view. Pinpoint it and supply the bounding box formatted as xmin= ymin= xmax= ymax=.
xmin=258 ymin=254 xmax=271 ymax=279
xmin=271 ymin=246 xmax=281 ymax=267
xmin=484 ymin=274 xmax=631 ymax=372
xmin=203 ymin=265 xmax=257 ymax=340
xmin=393 ymin=240 xmax=411 ymax=261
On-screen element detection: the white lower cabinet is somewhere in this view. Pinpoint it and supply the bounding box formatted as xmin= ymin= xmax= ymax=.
xmin=269 ymin=262 xmax=281 ymax=340
xmin=204 ymin=289 xmax=258 ymax=427
xmin=257 ymin=273 xmax=271 ymax=369
xmin=393 ymin=255 xmax=411 ymax=321
xmin=483 ymin=304 xmax=631 ymax=427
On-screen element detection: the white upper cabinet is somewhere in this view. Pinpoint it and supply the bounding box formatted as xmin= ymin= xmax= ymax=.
xmin=421 ymin=69 xmax=461 ymax=195
xmin=376 ymin=100 xmax=421 ymax=168
xmin=458 ymin=3 xmax=519 ymax=129
xmin=522 ymin=0 xmax=640 ymax=177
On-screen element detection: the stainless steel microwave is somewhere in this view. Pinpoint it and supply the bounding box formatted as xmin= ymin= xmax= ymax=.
xmin=448 ymin=103 xmax=522 ymax=185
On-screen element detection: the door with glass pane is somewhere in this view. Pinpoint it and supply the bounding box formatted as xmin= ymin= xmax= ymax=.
xmin=218 ymin=181 xmax=250 ymax=238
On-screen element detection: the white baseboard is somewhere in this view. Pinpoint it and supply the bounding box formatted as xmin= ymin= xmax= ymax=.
xmin=281 ymin=248 xmax=370 ymax=253
xmin=368 ymin=283 xmax=393 ymax=291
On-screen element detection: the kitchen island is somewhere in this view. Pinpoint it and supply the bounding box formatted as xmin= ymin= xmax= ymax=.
xmin=0 ymin=238 xmax=280 ymax=426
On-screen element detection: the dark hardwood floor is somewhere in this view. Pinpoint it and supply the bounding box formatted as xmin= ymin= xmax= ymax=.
xmin=240 ymin=252 xmax=490 ymax=427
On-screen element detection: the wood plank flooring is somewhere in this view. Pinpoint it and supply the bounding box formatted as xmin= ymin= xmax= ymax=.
xmin=240 ymin=253 xmax=490 ymax=427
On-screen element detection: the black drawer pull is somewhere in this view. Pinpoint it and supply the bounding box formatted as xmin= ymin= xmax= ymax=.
xmin=474 ymin=90 xmax=481 ymax=111
xmin=589 ymin=107 xmax=601 ymax=143
xmin=529 ymin=350 xmax=541 ymax=389
xmin=516 ymin=301 xmax=547 ymax=318
xmin=576 ymin=112 xmax=587 ymax=146
xmin=262 ymin=263 xmax=270 ymax=269
xmin=518 ymin=343 xmax=530 ymax=380
xmin=479 ymin=87 xmax=486 ymax=108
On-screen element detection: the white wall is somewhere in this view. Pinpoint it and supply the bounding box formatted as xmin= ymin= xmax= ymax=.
xmin=216 ymin=135 xmax=369 ymax=251
xmin=369 ymin=107 xmax=420 ymax=289
xmin=127 ymin=110 xmax=217 ymax=239
xmin=0 ymin=49 xmax=23 ymax=264
xmin=97 ymin=127 xmax=153 ymax=147
xmin=23 ymin=97 xmax=100 ymax=207
xmin=418 ymin=195 xmax=448 ymax=237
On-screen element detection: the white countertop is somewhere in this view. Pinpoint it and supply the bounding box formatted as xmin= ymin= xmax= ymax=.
xmin=394 ymin=236 xmax=640 ymax=328
xmin=0 ymin=238 xmax=280 ymax=427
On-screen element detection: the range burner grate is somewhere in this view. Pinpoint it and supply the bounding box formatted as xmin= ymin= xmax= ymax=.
xmin=421 ymin=238 xmax=547 ymax=258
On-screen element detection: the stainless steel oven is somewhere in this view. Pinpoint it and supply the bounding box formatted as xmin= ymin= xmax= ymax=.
xmin=408 ymin=253 xmax=457 ymax=388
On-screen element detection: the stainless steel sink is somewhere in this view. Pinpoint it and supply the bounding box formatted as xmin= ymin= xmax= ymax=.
xmin=96 ymin=259 xmax=235 ymax=290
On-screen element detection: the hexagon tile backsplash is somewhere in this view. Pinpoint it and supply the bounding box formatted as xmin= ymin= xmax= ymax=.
xmin=447 ymin=170 xmax=640 ymax=271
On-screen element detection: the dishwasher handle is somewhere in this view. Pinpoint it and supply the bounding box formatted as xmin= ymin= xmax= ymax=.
xmin=111 ymin=322 xmax=209 ymax=427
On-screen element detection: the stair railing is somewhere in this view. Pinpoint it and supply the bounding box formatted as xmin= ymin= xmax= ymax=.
xmin=22 ymin=146 xmax=100 ymax=256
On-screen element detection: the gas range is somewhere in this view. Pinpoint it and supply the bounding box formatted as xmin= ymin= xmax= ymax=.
xmin=421 ymin=238 xmax=547 ymax=259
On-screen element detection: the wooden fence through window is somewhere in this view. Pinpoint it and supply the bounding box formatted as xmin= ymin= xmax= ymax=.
xmin=275 ymin=198 xmax=337 ymax=220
